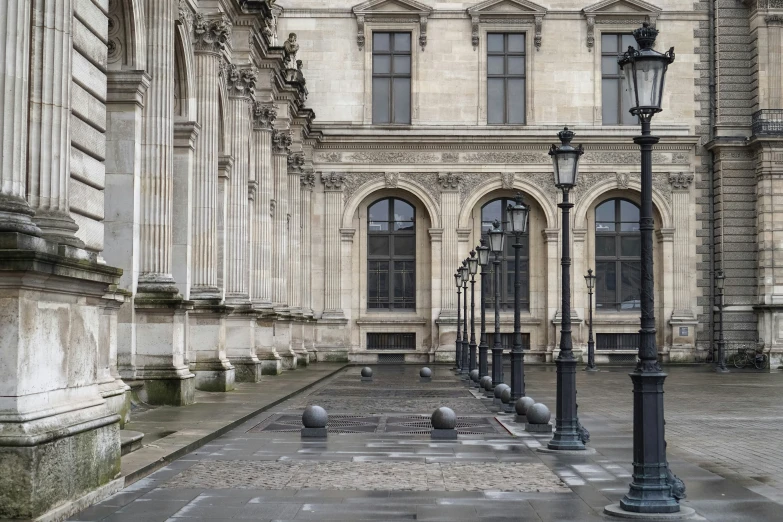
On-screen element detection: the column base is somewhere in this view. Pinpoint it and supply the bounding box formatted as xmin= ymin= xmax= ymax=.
xmin=261 ymin=357 xmax=283 ymax=375
xmin=140 ymin=374 xmax=196 ymax=406
xmin=231 ymin=358 xmax=262 ymax=383
xmin=281 ymin=351 xmax=299 ymax=370
xmin=191 ymin=362 xmax=236 ymax=392
xmin=297 ymin=351 xmax=310 ymax=367
xmin=99 ymin=379 xmax=131 ymax=428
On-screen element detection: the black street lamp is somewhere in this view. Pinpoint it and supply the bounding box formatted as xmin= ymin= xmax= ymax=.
xmin=468 ymin=250 xmax=479 ymax=382
xmin=715 ymin=270 xmax=728 ymax=374
xmin=477 ymin=239 xmax=491 ymax=382
xmin=584 ymin=268 xmax=598 ymax=372
xmin=507 ymin=193 xmax=529 ymax=403
xmin=460 ymin=260 xmax=470 ymax=377
xmin=454 ymin=271 xmax=462 ymax=373
xmin=547 ymin=126 xmax=586 ymax=452
xmin=488 ymin=220 xmax=505 ymax=389
xmin=616 ymin=22 xmax=684 ymax=514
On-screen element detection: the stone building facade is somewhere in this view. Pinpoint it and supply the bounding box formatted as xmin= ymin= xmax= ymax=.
xmin=0 ymin=0 xmax=780 ymax=518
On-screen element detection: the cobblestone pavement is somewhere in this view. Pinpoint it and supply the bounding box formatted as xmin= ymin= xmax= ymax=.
xmin=71 ymin=364 xmax=783 ymax=521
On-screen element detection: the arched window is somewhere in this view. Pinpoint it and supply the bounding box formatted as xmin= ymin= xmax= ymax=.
xmin=481 ymin=198 xmax=529 ymax=310
xmin=595 ymin=199 xmax=641 ymax=311
xmin=368 ymin=198 xmax=416 ymax=310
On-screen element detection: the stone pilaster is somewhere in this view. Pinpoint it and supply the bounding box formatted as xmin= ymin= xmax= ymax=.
xmin=301 ymin=171 xmax=317 ymax=362
xmin=667 ymin=173 xmax=697 ymax=359
xmin=438 ymin=173 xmax=461 ymax=314
xmin=224 ymin=63 xmax=261 ymax=382
xmin=27 ymin=0 xmax=82 ymax=247
xmin=251 ymin=102 xmax=281 ymax=374
xmin=134 ymin=0 xmax=194 ymax=405
xmin=288 ymin=151 xmax=307 ymax=366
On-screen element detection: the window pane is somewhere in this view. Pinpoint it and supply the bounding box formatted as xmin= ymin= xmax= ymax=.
xmin=596 ymin=261 xmax=616 ymax=309
xmin=394 ymin=199 xmax=414 ymax=221
xmin=394 ymin=32 xmax=411 ymax=52
xmin=393 ymin=55 xmax=410 ymax=74
xmin=488 ymin=56 xmax=504 ymax=75
xmin=373 ymin=32 xmax=390 ymax=52
xmin=621 ymin=34 xmax=636 ymax=50
xmin=601 ymin=56 xmax=619 ymax=76
xmin=508 ymin=79 xmax=525 ymax=124
xmin=602 ymin=34 xmax=617 ymax=53
xmin=369 ymin=236 xmax=389 ymax=256
xmin=482 ymin=200 xmax=503 ymax=226
xmin=393 ymin=235 xmax=415 ymax=256
xmin=373 ymin=55 xmax=390 ymax=74
xmin=596 ymin=221 xmax=615 ymax=232
xmin=372 ymin=78 xmax=390 ymax=123
xmin=621 ymin=98 xmax=637 ymax=125
xmin=508 ymin=56 xmax=525 ymax=75
xmin=487 ymin=34 xmax=504 ymax=52
xmin=369 ymin=199 xmax=389 ymax=222
xmin=602 ymin=79 xmax=619 ymax=125
xmin=392 ymin=78 xmax=411 ymax=124
xmin=620 ymin=200 xmax=640 ymax=221
xmin=596 ymin=235 xmax=616 ymax=257
xmin=508 ymin=34 xmax=525 ymax=53
xmin=596 ymin=201 xmax=615 ymax=222
xmin=487 ymin=78 xmax=505 ymax=124
xmin=621 ymin=236 xmax=641 ymax=257
xmin=620 ymin=262 xmax=641 ymax=310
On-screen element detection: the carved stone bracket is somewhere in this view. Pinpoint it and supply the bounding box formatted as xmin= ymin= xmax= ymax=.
xmin=669 ymin=172 xmax=694 ymax=190
xmin=321 ymin=172 xmax=346 ymax=191
xmin=438 ymin=173 xmax=461 ymax=191
xmin=226 ymin=64 xmax=258 ymax=99
xmin=534 ymin=15 xmax=543 ymax=50
xmin=385 ymin=172 xmax=399 ymax=188
xmin=419 ymin=16 xmax=428 ymax=50
xmin=272 ymin=130 xmax=292 ymax=154
xmin=471 ymin=16 xmax=480 ymax=50
xmin=501 ymin=172 xmax=515 ymax=189
xmin=586 ymin=15 xmax=595 ymax=51
xmin=192 ymin=12 xmax=232 ymax=54
xmin=582 ymin=0 xmax=660 ymax=49
xmin=252 ymin=102 xmax=277 ymax=130
xmin=357 ymin=15 xmax=366 ymax=50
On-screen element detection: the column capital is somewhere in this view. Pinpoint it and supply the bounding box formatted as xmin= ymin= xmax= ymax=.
xmin=438 ymin=172 xmax=461 ymax=191
xmin=192 ymin=12 xmax=232 ymax=54
xmin=272 ymin=130 xmax=292 ymax=154
xmin=765 ymin=15 xmax=783 ymax=26
xmin=321 ymin=172 xmax=345 ymax=191
xmin=668 ymin=172 xmax=693 ymax=191
xmin=253 ymin=101 xmax=277 ymax=130
xmin=106 ymin=71 xmax=151 ymax=107
xmin=225 ymin=63 xmax=257 ymax=99
xmin=287 ymin=151 xmax=305 ymax=173
xmin=301 ymin=171 xmax=316 ymax=191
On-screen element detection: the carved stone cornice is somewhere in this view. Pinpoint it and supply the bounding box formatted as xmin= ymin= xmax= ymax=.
xmin=272 ymin=130 xmax=292 ymax=154
xmin=301 ymin=171 xmax=316 ymax=191
xmin=225 ymin=64 xmax=257 ymax=99
xmin=321 ymin=172 xmax=345 ymax=191
xmin=288 ymin=152 xmax=305 ymax=173
xmin=668 ymin=172 xmax=694 ymax=190
xmin=252 ymin=102 xmax=277 ymax=130
xmin=765 ymin=15 xmax=783 ymax=26
xmin=467 ymin=0 xmax=547 ymax=51
xmin=437 ymin=172 xmax=461 ymax=191
xmin=192 ymin=12 xmax=232 ymax=54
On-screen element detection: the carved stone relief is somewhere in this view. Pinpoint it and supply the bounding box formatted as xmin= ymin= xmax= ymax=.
xmin=501 ymin=172 xmax=515 ymax=189
xmin=669 ymin=172 xmax=694 ymax=190
xmin=385 ymin=172 xmax=399 ymax=188
xmin=437 ymin=173 xmax=461 ymax=191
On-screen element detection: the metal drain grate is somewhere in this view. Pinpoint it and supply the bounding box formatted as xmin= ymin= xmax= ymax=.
xmin=384 ymin=415 xmax=499 ymax=435
xmin=248 ymin=414 xmax=381 ymax=434
xmin=377 ymin=353 xmax=406 ymax=363
xmin=607 ymin=354 xmax=638 ymax=364
xmin=313 ymin=388 xmax=470 ymax=398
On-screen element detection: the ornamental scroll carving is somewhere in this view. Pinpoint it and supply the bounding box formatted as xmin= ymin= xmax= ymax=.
xmin=321 ymin=172 xmax=346 ymax=191
xmin=192 ymin=12 xmax=231 ymax=53
xmin=178 ymin=0 xmax=194 ymax=32
xmin=226 ymin=64 xmax=258 ymax=99
xmin=438 ymin=173 xmax=461 ymax=191
xmin=272 ymin=130 xmax=292 ymax=154
xmin=252 ymin=102 xmax=277 ymax=130
xmin=287 ymin=152 xmax=305 ymax=173
xmin=668 ymin=172 xmax=694 ymax=190
xmin=301 ymin=172 xmax=316 ymax=190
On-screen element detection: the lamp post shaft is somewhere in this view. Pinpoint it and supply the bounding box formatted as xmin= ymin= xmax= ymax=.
xmin=511 ymin=234 xmax=525 ymax=402
xmin=470 ymin=274 xmax=477 ymax=375
xmin=491 ymin=255 xmax=503 ymax=388
xmin=620 ymin=117 xmax=680 ymax=513
xmin=587 ymin=285 xmax=596 ymax=371
xmin=479 ymin=267 xmax=489 ymax=380
xmin=548 ymin=188 xmax=585 ymax=451
xmin=462 ymin=281 xmax=469 ymax=376
xmin=456 ymin=287 xmax=462 ymax=371
xmin=717 ymin=288 xmax=728 ymax=372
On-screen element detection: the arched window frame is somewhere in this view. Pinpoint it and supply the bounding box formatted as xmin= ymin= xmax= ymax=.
xmin=481 ymin=197 xmax=530 ymax=311
xmin=594 ymin=198 xmax=641 ymax=312
xmin=367 ymin=197 xmax=416 ymax=310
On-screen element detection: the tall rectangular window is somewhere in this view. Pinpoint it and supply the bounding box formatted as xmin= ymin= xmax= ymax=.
xmin=601 ymin=33 xmax=637 ymax=125
xmin=487 ymin=33 xmax=526 ymax=125
xmin=372 ymin=32 xmax=411 ymax=124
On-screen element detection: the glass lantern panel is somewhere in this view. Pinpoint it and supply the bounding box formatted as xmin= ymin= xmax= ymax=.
xmin=556 ymin=154 xmax=577 ymax=186
xmin=634 ymin=58 xmax=665 ymax=109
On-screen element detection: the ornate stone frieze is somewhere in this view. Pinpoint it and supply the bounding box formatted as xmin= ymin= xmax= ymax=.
xmin=321 ymin=172 xmax=346 ymax=191
xmin=344 ymin=151 xmax=440 ymax=164
xmin=252 ymin=102 xmax=277 ymax=130
xmin=272 ymin=130 xmax=292 ymax=154
xmin=192 ymin=12 xmax=232 ymax=54
xmin=595 ymin=18 xmax=648 ymax=24
xmin=287 ymin=152 xmax=305 ymax=173
xmin=669 ymin=172 xmax=694 ymax=190
xmin=438 ymin=173 xmax=461 ymax=191
xmin=462 ymin=151 xmax=550 ymax=164
xmin=442 ymin=152 xmax=459 ymax=163
xmin=385 ymin=172 xmax=399 ymax=188
xmin=516 ymin=172 xmax=559 ymax=204
xmin=226 ymin=64 xmax=257 ymax=99
xmin=765 ymin=15 xmax=783 ymax=26
xmin=301 ymin=172 xmax=316 ymax=190
xmin=501 ymin=172 xmax=515 ymax=189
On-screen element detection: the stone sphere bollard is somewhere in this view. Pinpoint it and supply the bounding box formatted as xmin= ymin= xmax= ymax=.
xmin=500 ymin=386 xmax=514 ymax=413
xmin=431 ymin=406 xmax=458 ymax=440
xmin=515 ymin=396 xmax=535 ymax=423
xmin=301 ymin=405 xmax=328 ymax=438
xmin=525 ymin=403 xmax=553 ymax=433
xmin=361 ymin=366 xmax=373 ymax=382
xmin=420 ymin=366 xmax=432 ymax=382
xmin=494 ymin=383 xmax=509 ymax=400
xmin=482 ymin=377 xmax=494 ymax=394
xmin=469 ymin=369 xmax=479 ymax=386
xmin=480 ymin=376 xmax=492 ymax=390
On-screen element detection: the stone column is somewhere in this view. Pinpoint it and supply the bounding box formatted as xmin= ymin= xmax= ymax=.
xmin=668 ymin=172 xmax=697 ymax=359
xmin=288 ymin=151 xmax=307 ymax=366
xmin=134 ymin=0 xmax=194 ymax=405
xmin=436 ymin=173 xmax=460 ymax=358
xmin=544 ymin=229 xmax=560 ymax=359
xmin=251 ymin=103 xmax=281 ymax=374
xmin=223 ymin=64 xmax=261 ymax=382
xmin=187 ymin=13 xmax=234 ymax=391
xmin=766 ymin=17 xmax=782 ymax=109
xmin=0 ymin=0 xmax=40 ymax=238
xmin=27 ymin=0 xmax=82 ymax=246
xmin=217 ymin=154 xmax=233 ymax=298
xmin=301 ymin=171 xmax=317 ymax=362
xmin=272 ymin=130 xmax=296 ymax=368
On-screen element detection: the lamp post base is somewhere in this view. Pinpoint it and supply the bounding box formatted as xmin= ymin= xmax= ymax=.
xmin=584 ymin=366 xmax=599 ymax=373
xmin=715 ymin=366 xmax=730 ymax=374
xmin=604 ymin=504 xmax=695 ymax=520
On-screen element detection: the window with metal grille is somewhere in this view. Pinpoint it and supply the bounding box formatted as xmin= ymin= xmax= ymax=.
xmin=487 ymin=33 xmax=526 ymax=124
xmin=484 ymin=333 xmax=530 ymax=350
xmin=481 ymin=197 xmax=529 ymax=311
xmin=595 ymin=199 xmax=641 ymax=311
xmin=368 ymin=197 xmax=416 ymax=310
xmin=372 ymin=32 xmax=411 ymax=124
xmin=596 ymin=333 xmax=640 ymax=351
xmin=367 ymin=333 xmax=416 ymax=350
xmin=601 ymin=33 xmax=637 ymax=125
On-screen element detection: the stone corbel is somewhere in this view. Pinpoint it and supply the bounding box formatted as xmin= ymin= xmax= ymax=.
xmin=301 ymin=172 xmax=316 ymax=191
xmin=419 ymin=15 xmax=428 ymax=50
xmin=586 ymin=15 xmax=595 ymax=51
xmin=668 ymin=172 xmax=694 ymax=191
xmin=357 ymin=15 xmax=366 ymax=49
xmin=438 ymin=172 xmax=461 ymax=191
xmin=248 ymin=180 xmax=258 ymax=200
xmin=321 ymin=172 xmax=345 ymax=191
xmin=534 ymin=15 xmax=543 ymax=51
xmin=471 ymin=16 xmax=480 ymax=51
xmin=219 ymin=154 xmax=234 ymax=181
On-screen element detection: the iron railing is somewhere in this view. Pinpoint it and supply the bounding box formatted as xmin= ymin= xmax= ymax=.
xmin=751 ymin=109 xmax=783 ymax=135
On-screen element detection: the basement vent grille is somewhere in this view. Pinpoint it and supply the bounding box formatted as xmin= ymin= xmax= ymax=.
xmin=597 ymin=333 xmax=640 ymax=351
xmin=367 ymin=333 xmax=416 ymax=350
xmin=377 ymin=353 xmax=406 ymax=363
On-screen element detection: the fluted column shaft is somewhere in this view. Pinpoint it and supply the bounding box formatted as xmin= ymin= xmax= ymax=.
xmin=287 ymin=154 xmax=303 ymax=311
xmin=139 ymin=0 xmax=177 ymax=292
xmin=251 ymin=104 xmax=276 ymax=305
xmin=272 ymin=131 xmax=291 ymax=307
xmin=321 ymin=173 xmax=345 ymax=315
xmin=301 ymin=173 xmax=315 ymax=313
xmin=0 ymin=0 xmax=39 ymax=235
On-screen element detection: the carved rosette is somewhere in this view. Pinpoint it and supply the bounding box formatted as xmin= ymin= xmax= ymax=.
xmin=321 ymin=172 xmax=345 ymax=191
xmin=668 ymin=172 xmax=694 ymax=190
xmin=192 ymin=12 xmax=232 ymax=54
xmin=438 ymin=172 xmax=461 ymax=191
xmin=272 ymin=130 xmax=292 ymax=154
xmin=253 ymin=102 xmax=277 ymax=130
xmin=301 ymin=171 xmax=316 ymax=191
xmin=288 ymin=152 xmax=305 ymax=173
xmin=226 ymin=64 xmax=258 ymax=99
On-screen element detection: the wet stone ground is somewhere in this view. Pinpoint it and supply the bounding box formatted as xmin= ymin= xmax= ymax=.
xmin=71 ymin=364 xmax=783 ymax=521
